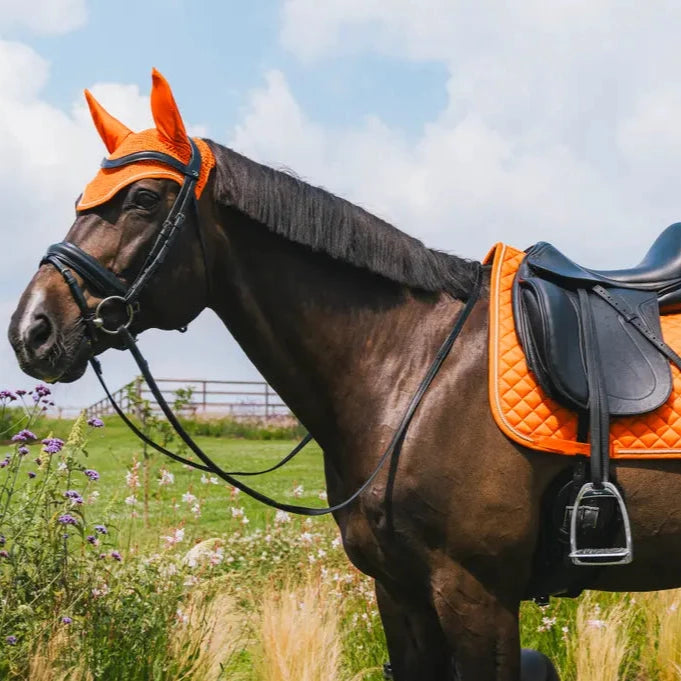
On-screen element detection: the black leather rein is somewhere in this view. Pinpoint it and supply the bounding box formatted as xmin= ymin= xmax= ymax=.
xmin=40 ymin=140 xmax=483 ymax=516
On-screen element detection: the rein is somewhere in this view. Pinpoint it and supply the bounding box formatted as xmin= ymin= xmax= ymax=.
xmin=41 ymin=140 xmax=482 ymax=516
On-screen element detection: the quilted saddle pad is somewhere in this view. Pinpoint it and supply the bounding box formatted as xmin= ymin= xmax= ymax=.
xmin=486 ymin=242 xmax=681 ymax=459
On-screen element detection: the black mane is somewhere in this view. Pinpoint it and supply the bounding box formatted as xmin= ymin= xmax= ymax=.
xmin=208 ymin=141 xmax=479 ymax=299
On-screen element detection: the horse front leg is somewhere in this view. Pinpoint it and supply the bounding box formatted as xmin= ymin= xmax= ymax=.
xmin=375 ymin=580 xmax=453 ymax=681
xmin=430 ymin=563 xmax=522 ymax=681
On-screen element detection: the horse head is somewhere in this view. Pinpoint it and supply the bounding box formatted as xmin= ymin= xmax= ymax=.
xmin=8 ymin=69 xmax=216 ymax=383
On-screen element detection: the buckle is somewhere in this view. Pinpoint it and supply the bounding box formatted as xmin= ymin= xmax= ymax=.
xmin=92 ymin=296 xmax=135 ymax=335
xmin=569 ymin=482 xmax=633 ymax=566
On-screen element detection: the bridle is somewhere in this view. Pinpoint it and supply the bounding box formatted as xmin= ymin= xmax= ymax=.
xmin=40 ymin=138 xmax=483 ymax=516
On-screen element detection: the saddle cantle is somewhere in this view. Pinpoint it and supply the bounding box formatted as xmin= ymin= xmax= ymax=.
xmin=510 ymin=223 xmax=681 ymax=567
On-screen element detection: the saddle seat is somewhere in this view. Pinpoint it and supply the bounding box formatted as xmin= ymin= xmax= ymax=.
xmin=526 ymin=222 xmax=681 ymax=313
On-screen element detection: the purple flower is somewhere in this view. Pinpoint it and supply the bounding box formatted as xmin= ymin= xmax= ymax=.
xmin=0 ymin=535 xmax=5 ymax=545
xmin=0 ymin=550 xmax=9 ymax=559
xmin=15 ymin=389 xmax=26 ymax=396
xmin=98 ymin=553 xmax=107 ymax=560
xmin=111 ymin=550 xmax=122 ymax=562
xmin=87 ymin=417 xmax=104 ymax=428
xmin=94 ymin=524 xmax=108 ymax=535
xmin=57 ymin=514 xmax=77 ymax=526
xmin=27 ymin=471 xmax=36 ymax=479
xmin=5 ymin=635 xmax=17 ymax=645
xmin=34 ymin=458 xmax=42 ymax=466
xmin=18 ymin=446 xmax=29 ymax=456
xmin=34 ymin=384 xmax=51 ymax=397
xmin=0 ymin=390 xmax=16 ymax=402
xmin=64 ymin=490 xmax=84 ymax=504
xmin=42 ymin=438 xmax=64 ymax=454
xmin=86 ymin=535 xmax=98 ymax=545
xmin=84 ymin=469 xmax=100 ymax=482
xmin=61 ymin=616 xmax=72 ymax=625
xmin=11 ymin=430 xmax=36 ymax=443
xmin=0 ymin=459 xmax=9 ymax=469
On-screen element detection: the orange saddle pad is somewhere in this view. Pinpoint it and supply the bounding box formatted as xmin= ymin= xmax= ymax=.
xmin=486 ymin=243 xmax=681 ymax=459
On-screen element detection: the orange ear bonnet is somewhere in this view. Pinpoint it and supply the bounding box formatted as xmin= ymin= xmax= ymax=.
xmin=78 ymin=69 xmax=215 ymax=210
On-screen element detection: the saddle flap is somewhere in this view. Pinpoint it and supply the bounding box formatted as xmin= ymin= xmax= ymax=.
xmin=514 ymin=260 xmax=673 ymax=416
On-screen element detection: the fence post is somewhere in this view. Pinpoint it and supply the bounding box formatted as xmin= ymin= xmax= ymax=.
xmin=264 ymin=383 xmax=270 ymax=420
xmin=202 ymin=380 xmax=207 ymax=413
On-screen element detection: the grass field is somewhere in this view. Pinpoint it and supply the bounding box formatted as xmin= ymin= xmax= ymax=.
xmin=3 ymin=410 xmax=681 ymax=680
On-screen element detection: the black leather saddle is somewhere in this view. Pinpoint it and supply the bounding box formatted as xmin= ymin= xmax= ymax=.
xmin=513 ymin=223 xmax=681 ymax=566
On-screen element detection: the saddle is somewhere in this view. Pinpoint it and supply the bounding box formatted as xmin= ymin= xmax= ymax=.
xmin=513 ymin=223 xmax=681 ymax=566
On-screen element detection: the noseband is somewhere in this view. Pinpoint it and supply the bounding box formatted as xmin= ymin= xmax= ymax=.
xmin=40 ymin=140 xmax=483 ymax=515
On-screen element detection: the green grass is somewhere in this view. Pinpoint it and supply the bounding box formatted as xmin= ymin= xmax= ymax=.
xmin=53 ymin=417 xmax=333 ymax=545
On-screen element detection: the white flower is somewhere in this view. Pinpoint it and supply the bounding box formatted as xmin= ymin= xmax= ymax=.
xmin=162 ymin=527 xmax=185 ymax=547
xmin=231 ymin=506 xmax=244 ymax=519
xmin=318 ymin=490 xmax=328 ymax=501
xmin=331 ymin=537 xmax=342 ymax=549
xmin=176 ymin=608 xmax=189 ymax=624
xmin=274 ymin=510 xmax=291 ymax=524
xmin=200 ymin=474 xmax=209 ymax=485
xmin=125 ymin=495 xmax=138 ymax=506
xmin=57 ymin=461 xmax=67 ymax=472
xmin=292 ymin=484 xmax=304 ymax=498
xmin=300 ymin=532 xmax=313 ymax=544
xmin=86 ymin=490 xmax=100 ymax=504
xmin=182 ymin=492 xmax=197 ymax=504
xmin=587 ymin=618 xmax=607 ymax=629
xmin=158 ymin=469 xmax=174 ymax=486
xmin=191 ymin=503 xmax=201 ymax=517
xmin=209 ymin=476 xmax=219 ymax=485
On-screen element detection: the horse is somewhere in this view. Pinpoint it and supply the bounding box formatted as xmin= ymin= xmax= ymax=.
xmin=10 ymin=70 xmax=680 ymax=681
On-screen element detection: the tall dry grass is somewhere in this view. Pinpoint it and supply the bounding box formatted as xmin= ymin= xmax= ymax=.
xmin=253 ymin=575 xmax=344 ymax=681
xmin=640 ymin=589 xmax=681 ymax=681
xmin=27 ymin=628 xmax=92 ymax=681
xmin=570 ymin=592 xmax=631 ymax=681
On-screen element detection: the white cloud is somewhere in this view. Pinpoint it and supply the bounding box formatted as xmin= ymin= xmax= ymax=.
xmin=0 ymin=0 xmax=87 ymax=35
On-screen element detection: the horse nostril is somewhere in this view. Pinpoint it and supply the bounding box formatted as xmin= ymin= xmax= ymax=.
xmin=25 ymin=314 xmax=54 ymax=354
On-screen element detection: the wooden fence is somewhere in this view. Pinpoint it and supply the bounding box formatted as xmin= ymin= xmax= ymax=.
xmin=86 ymin=377 xmax=291 ymax=420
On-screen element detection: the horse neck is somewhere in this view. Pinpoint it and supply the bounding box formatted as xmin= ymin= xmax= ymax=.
xmin=207 ymin=211 xmax=456 ymax=447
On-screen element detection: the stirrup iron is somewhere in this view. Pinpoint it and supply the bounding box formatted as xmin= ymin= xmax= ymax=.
xmin=569 ymin=482 xmax=633 ymax=566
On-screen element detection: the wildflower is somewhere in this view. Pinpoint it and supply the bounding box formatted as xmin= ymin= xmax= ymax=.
xmin=209 ymin=476 xmax=219 ymax=485
xmin=331 ymin=536 xmax=342 ymax=549
xmin=0 ymin=535 xmax=5 ymax=545
xmin=0 ymin=390 xmax=17 ymax=402
xmin=318 ymin=490 xmax=328 ymax=501
xmin=231 ymin=506 xmax=245 ymax=519
xmin=6 ymin=635 xmax=17 ymax=645
xmin=292 ymin=484 xmax=304 ymax=498
xmin=18 ymin=446 xmax=29 ymax=456
xmin=124 ymin=495 xmax=138 ymax=506
xmin=158 ymin=469 xmax=174 ymax=486
xmin=15 ymin=389 xmax=26 ymax=396
xmin=34 ymin=457 xmax=42 ymax=466
xmin=64 ymin=490 xmax=84 ymax=505
xmin=111 ymin=551 xmax=122 ymax=562
xmin=274 ymin=510 xmax=291 ymax=524
xmin=92 ymin=584 xmax=109 ymax=598
xmin=300 ymin=532 xmax=314 ymax=544
xmin=61 ymin=616 xmax=72 ymax=625
xmin=86 ymin=491 xmax=100 ymax=504
xmin=42 ymin=437 xmax=64 ymax=454
xmin=191 ymin=503 xmax=201 ymax=518
xmin=57 ymin=514 xmax=78 ymax=526
xmin=0 ymin=550 xmax=9 ymax=559
xmin=181 ymin=491 xmax=197 ymax=504
xmin=27 ymin=471 xmax=36 ymax=479
xmin=86 ymin=535 xmax=98 ymax=546
xmin=162 ymin=527 xmax=185 ymax=547
xmin=34 ymin=384 xmax=51 ymax=397
xmin=587 ymin=618 xmax=607 ymax=629
xmin=11 ymin=429 xmax=37 ymax=443
xmin=87 ymin=417 xmax=104 ymax=428
xmin=94 ymin=524 xmax=108 ymax=535
xmin=230 ymin=486 xmax=240 ymax=499
xmin=57 ymin=461 xmax=67 ymax=472
xmin=0 ymin=458 xmax=8 ymax=469
xmin=125 ymin=466 xmax=140 ymax=489
xmin=84 ymin=469 xmax=99 ymax=482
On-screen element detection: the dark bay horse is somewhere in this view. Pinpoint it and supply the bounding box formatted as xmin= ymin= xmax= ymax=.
xmin=9 ymin=74 xmax=681 ymax=681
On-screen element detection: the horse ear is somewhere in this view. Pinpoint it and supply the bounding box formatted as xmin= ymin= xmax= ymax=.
xmin=84 ymin=89 xmax=132 ymax=153
xmin=150 ymin=68 xmax=190 ymax=151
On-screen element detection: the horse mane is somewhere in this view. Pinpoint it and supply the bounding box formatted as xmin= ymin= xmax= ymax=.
xmin=207 ymin=141 xmax=480 ymax=299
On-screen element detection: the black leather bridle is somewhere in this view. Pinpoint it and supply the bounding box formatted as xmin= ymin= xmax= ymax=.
xmin=40 ymin=139 xmax=483 ymax=515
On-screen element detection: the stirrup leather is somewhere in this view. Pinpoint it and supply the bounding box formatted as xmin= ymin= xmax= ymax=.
xmin=569 ymin=482 xmax=633 ymax=566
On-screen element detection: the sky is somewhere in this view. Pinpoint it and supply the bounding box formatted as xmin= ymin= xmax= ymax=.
xmin=3 ymin=0 xmax=681 ymax=411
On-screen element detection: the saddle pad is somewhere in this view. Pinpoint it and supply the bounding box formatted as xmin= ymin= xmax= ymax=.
xmin=486 ymin=242 xmax=681 ymax=459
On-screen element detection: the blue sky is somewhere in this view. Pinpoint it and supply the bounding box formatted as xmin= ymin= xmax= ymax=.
xmin=4 ymin=0 xmax=681 ymax=411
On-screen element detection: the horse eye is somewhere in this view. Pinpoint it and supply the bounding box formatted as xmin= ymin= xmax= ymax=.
xmin=134 ymin=189 xmax=160 ymax=210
